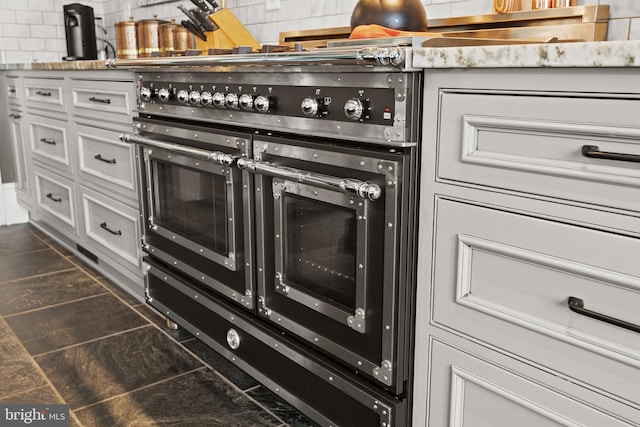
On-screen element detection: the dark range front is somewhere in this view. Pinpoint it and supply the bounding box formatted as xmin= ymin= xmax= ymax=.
xmin=122 ymin=58 xmax=421 ymax=427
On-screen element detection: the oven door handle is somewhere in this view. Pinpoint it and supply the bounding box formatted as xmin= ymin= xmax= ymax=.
xmin=120 ymin=133 xmax=236 ymax=165
xmin=237 ymin=158 xmax=382 ymax=201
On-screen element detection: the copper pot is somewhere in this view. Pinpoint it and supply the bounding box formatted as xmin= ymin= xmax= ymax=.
xmin=137 ymin=16 xmax=168 ymax=58
xmin=350 ymin=0 xmax=428 ymax=32
xmin=159 ymin=19 xmax=178 ymax=56
xmin=173 ymin=25 xmax=192 ymax=53
xmin=115 ymin=18 xmax=138 ymax=59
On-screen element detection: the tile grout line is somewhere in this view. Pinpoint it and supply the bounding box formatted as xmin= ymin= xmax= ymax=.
xmin=0 ymin=247 xmax=51 ymax=260
xmin=2 ymin=291 xmax=111 ymax=319
xmin=0 ymin=313 xmax=86 ymax=427
xmin=71 ymin=366 xmax=208 ymax=413
xmin=0 ymin=267 xmax=79 ymax=287
xmin=31 ymin=324 xmax=154 ymax=359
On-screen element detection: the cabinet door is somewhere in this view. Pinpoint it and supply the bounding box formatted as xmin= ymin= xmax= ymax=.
xmin=8 ymin=109 xmax=31 ymax=207
xmin=429 ymin=340 xmax=636 ymax=427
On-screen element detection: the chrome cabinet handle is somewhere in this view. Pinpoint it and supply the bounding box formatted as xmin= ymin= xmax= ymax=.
xmin=237 ymin=158 xmax=383 ymax=201
xmin=89 ymin=96 xmax=111 ymax=104
xmin=9 ymin=113 xmax=21 ymax=119
xmin=40 ymin=137 xmax=56 ymax=145
xmin=8 ymin=88 xmax=16 ymax=94
xmin=100 ymin=222 xmax=122 ymax=236
xmin=94 ymin=154 xmax=116 ymax=164
xmin=568 ymin=297 xmax=640 ymax=334
xmin=46 ymin=193 xmax=62 ymax=203
xmin=581 ymin=145 xmax=640 ymax=163
xmin=35 ymin=90 xmax=52 ymax=97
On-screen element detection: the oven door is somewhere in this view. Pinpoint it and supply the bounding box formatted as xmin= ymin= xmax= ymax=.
xmin=125 ymin=118 xmax=255 ymax=309
xmin=241 ymin=136 xmax=415 ymax=394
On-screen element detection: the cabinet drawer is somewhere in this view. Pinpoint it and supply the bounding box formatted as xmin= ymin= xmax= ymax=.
xmin=80 ymin=187 xmax=140 ymax=269
xmin=432 ymin=198 xmax=640 ymax=406
xmin=71 ymin=79 xmax=134 ymax=123
xmin=438 ymin=92 xmax=640 ymax=212
xmin=34 ymin=168 xmax=76 ymax=230
xmin=428 ymin=340 xmax=636 ymax=427
xmin=29 ymin=115 xmax=71 ymax=172
xmin=76 ymin=124 xmax=137 ymax=198
xmin=6 ymin=76 xmax=21 ymax=105
xmin=24 ymin=78 xmax=65 ymax=112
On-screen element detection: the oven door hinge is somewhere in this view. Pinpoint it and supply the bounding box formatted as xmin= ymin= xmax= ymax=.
xmin=239 ymin=289 xmax=253 ymax=308
xmin=258 ymin=297 xmax=272 ymax=318
xmin=372 ymin=360 xmax=393 ymax=386
xmin=347 ymin=308 xmax=366 ymax=333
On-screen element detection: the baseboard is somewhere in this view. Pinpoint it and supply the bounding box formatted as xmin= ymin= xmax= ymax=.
xmin=2 ymin=183 xmax=29 ymax=225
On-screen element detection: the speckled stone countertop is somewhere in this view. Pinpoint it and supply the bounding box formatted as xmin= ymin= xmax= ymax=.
xmin=3 ymin=40 xmax=640 ymax=71
xmin=413 ymin=40 xmax=640 ymax=68
xmin=0 ymin=60 xmax=110 ymax=71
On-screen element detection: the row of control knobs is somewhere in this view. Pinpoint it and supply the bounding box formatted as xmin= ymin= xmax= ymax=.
xmin=140 ymin=87 xmax=368 ymax=120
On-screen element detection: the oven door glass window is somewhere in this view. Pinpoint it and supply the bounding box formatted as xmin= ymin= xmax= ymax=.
xmin=274 ymin=179 xmax=368 ymax=331
xmin=145 ymin=147 xmax=241 ymax=271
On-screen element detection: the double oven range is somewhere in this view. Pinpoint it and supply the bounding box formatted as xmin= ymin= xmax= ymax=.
xmin=115 ymin=44 xmax=421 ymax=426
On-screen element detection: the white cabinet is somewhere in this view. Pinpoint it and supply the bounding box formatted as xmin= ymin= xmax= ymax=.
xmin=18 ymin=70 xmax=142 ymax=300
xmin=415 ymin=68 xmax=640 ymax=426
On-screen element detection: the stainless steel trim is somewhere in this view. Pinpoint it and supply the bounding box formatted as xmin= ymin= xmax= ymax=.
xmin=238 ymin=158 xmax=382 ymax=201
xmin=121 ymin=133 xmax=236 ymax=165
xmin=106 ymin=47 xmax=408 ymax=69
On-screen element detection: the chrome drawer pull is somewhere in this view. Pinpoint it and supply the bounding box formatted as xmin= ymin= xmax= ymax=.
xmin=40 ymin=137 xmax=56 ymax=145
xmin=581 ymin=145 xmax=640 ymax=163
xmin=35 ymin=90 xmax=52 ymax=97
xmin=94 ymin=154 xmax=117 ymax=164
xmin=8 ymin=88 xmax=16 ymax=94
xmin=100 ymin=222 xmax=122 ymax=236
xmin=568 ymin=296 xmax=640 ymax=334
xmin=9 ymin=113 xmax=21 ymax=119
xmin=46 ymin=193 xmax=62 ymax=203
xmin=89 ymin=96 xmax=111 ymax=104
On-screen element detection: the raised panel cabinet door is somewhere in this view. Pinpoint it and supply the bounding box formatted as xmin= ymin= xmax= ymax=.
xmin=428 ymin=340 xmax=635 ymax=427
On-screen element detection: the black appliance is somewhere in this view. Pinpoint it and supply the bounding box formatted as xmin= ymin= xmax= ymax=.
xmin=115 ymin=42 xmax=421 ymax=426
xmin=63 ymin=3 xmax=97 ymax=60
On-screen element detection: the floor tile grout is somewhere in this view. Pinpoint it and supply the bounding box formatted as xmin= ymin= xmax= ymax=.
xmin=0 ymin=267 xmax=78 ymax=286
xmin=2 ymin=291 xmax=111 ymax=319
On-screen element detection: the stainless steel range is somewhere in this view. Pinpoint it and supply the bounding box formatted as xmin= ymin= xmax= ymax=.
xmin=113 ymin=41 xmax=421 ymax=427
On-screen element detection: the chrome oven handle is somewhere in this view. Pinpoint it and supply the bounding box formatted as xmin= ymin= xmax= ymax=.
xmin=237 ymin=158 xmax=382 ymax=201
xmin=120 ymin=133 xmax=236 ymax=166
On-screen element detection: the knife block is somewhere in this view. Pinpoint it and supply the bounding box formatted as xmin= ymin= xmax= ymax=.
xmin=194 ymin=8 xmax=261 ymax=52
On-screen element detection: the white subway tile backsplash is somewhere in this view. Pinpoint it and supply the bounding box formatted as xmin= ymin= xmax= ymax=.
xmin=27 ymin=0 xmax=55 ymax=12
xmin=16 ymin=11 xmax=44 ymax=25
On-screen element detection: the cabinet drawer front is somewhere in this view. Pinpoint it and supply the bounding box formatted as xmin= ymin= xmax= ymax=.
xmin=71 ymin=80 xmax=133 ymax=123
xmin=432 ymin=198 xmax=640 ymax=404
xmin=24 ymin=78 xmax=65 ymax=112
xmin=429 ymin=340 xmax=635 ymax=427
xmin=34 ymin=170 xmax=75 ymax=228
xmin=76 ymin=125 xmax=136 ymax=195
xmin=81 ymin=189 xmax=140 ymax=268
xmin=438 ymin=92 xmax=640 ymax=212
xmin=29 ymin=117 xmax=71 ymax=170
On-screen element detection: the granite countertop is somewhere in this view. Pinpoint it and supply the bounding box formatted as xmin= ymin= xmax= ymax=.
xmin=0 ymin=60 xmax=110 ymax=71
xmin=412 ymin=40 xmax=640 ymax=68
xmin=2 ymin=40 xmax=640 ymax=71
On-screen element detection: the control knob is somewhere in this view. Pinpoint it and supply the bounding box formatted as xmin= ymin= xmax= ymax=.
xmin=238 ymin=94 xmax=254 ymax=111
xmin=200 ymin=91 xmax=213 ymax=107
xmin=140 ymin=87 xmax=152 ymax=102
xmin=189 ymin=90 xmax=201 ymax=105
xmin=225 ymin=93 xmax=239 ymax=110
xmin=177 ymin=90 xmax=189 ymax=104
xmin=254 ymin=95 xmax=271 ymax=113
xmin=344 ymin=98 xmax=366 ymax=121
xmin=212 ymin=92 xmax=226 ymax=108
xmin=158 ymin=88 xmax=171 ymax=102
xmin=301 ymin=97 xmax=321 ymax=117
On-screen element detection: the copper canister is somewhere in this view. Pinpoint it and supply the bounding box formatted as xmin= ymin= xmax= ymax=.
xmin=115 ymin=18 xmax=138 ymax=59
xmin=159 ymin=19 xmax=177 ymax=56
xmin=173 ymin=25 xmax=192 ymax=54
xmin=137 ymin=16 xmax=167 ymax=58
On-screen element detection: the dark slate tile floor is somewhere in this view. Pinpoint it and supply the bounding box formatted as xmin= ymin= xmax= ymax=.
xmin=0 ymin=223 xmax=317 ymax=427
